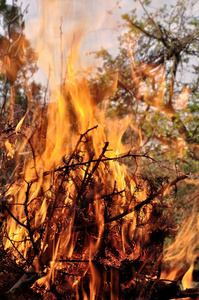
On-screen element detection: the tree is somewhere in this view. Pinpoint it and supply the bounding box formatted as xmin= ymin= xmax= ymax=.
xmin=90 ymin=0 xmax=199 ymax=171
xmin=0 ymin=0 xmax=41 ymax=112
xmin=0 ymin=0 xmax=44 ymax=186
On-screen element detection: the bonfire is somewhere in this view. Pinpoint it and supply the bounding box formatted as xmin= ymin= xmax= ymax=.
xmin=0 ymin=1 xmax=199 ymax=299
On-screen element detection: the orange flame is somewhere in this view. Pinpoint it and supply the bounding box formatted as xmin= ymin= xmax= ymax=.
xmin=2 ymin=1 xmax=194 ymax=298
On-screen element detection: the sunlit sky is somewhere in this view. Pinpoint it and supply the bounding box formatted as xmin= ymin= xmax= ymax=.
xmin=7 ymin=0 xmax=172 ymax=85
xmin=22 ymin=0 xmax=169 ymax=55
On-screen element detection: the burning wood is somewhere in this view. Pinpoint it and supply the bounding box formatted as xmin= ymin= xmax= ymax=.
xmin=0 ymin=121 xmax=191 ymax=298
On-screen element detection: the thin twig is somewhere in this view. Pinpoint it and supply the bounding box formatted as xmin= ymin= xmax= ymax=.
xmin=24 ymin=181 xmax=39 ymax=256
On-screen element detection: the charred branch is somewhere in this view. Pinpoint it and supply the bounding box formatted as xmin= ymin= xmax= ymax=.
xmin=75 ymin=174 xmax=187 ymax=232
xmin=149 ymin=279 xmax=199 ymax=300
xmin=5 ymin=266 xmax=39 ymax=300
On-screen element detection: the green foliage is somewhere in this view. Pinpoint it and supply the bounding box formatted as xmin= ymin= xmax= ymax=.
xmin=91 ymin=0 xmax=199 ymax=165
xmin=88 ymin=0 xmax=199 ymax=227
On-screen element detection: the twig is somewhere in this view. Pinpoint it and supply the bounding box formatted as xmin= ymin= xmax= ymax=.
xmin=2 ymin=202 xmax=28 ymax=230
xmin=5 ymin=266 xmax=39 ymax=300
xmin=138 ymin=0 xmax=167 ymax=46
xmin=24 ymin=181 xmax=39 ymax=256
xmin=4 ymin=231 xmax=28 ymax=265
xmin=53 ymin=152 xmax=175 ymax=176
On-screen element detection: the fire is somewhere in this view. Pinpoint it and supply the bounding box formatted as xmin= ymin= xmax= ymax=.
xmin=2 ymin=0 xmax=196 ymax=299
xmin=161 ymin=210 xmax=199 ymax=290
xmin=3 ymin=1 xmax=138 ymax=297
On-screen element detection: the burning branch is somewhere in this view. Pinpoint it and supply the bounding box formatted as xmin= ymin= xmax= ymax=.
xmin=0 ymin=120 xmax=191 ymax=299
xmin=75 ymin=174 xmax=188 ymax=232
xmin=1 ymin=120 xmax=190 ymax=295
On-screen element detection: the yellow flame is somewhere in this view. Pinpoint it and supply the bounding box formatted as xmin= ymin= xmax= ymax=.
xmin=5 ymin=140 xmax=15 ymax=159
xmin=182 ymin=262 xmax=194 ymax=290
